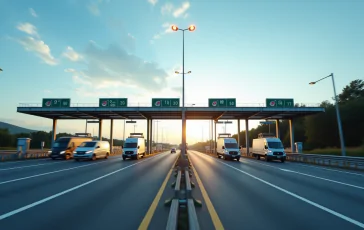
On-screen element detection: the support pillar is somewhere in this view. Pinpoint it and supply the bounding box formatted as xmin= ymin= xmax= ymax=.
xmin=110 ymin=119 xmax=114 ymax=154
xmin=245 ymin=119 xmax=249 ymax=156
xmin=237 ymin=119 xmax=241 ymax=147
xmin=150 ymin=119 xmax=153 ymax=154
xmin=276 ymin=119 xmax=280 ymax=139
xmin=98 ymin=119 xmax=103 ymax=141
xmin=214 ymin=121 xmax=217 ymax=154
xmin=289 ymin=119 xmax=295 ymax=153
xmin=210 ymin=120 xmax=213 ymax=153
xmin=51 ymin=119 xmax=57 ymax=147
xmin=147 ymin=119 xmax=150 ymax=155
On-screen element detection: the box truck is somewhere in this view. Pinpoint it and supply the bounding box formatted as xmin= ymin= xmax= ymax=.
xmin=216 ymin=133 xmax=241 ymax=161
xmin=122 ymin=133 xmax=146 ymax=160
xmin=49 ymin=133 xmax=92 ymax=160
xmin=251 ymin=133 xmax=286 ymax=162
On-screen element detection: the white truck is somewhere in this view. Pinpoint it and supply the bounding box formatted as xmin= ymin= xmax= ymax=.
xmin=216 ymin=133 xmax=241 ymax=161
xmin=122 ymin=133 xmax=146 ymax=160
xmin=251 ymin=133 xmax=286 ymax=162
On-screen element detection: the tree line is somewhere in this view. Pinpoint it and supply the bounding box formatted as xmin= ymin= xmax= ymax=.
xmin=190 ymin=79 xmax=364 ymax=151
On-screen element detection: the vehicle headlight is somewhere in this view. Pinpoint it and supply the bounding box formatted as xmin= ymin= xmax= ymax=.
xmin=73 ymin=151 xmax=77 ymax=154
xmin=60 ymin=151 xmax=65 ymax=154
xmin=86 ymin=151 xmax=93 ymax=154
xmin=48 ymin=151 xmax=52 ymax=154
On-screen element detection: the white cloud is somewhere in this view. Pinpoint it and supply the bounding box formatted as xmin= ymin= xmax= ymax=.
xmin=17 ymin=22 xmax=39 ymax=38
xmin=29 ymin=8 xmax=38 ymax=18
xmin=173 ymin=2 xmax=190 ymax=18
xmin=62 ymin=46 xmax=83 ymax=62
xmin=161 ymin=2 xmax=190 ymax=18
xmin=17 ymin=36 xmax=57 ymax=65
xmin=87 ymin=0 xmax=110 ymax=16
xmin=148 ymin=0 xmax=158 ymax=6
xmin=44 ymin=89 xmax=51 ymax=93
xmin=161 ymin=3 xmax=173 ymax=15
xmin=150 ymin=22 xmax=173 ymax=42
xmin=64 ymin=42 xmax=169 ymax=92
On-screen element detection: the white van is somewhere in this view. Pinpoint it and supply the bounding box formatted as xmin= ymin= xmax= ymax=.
xmin=216 ymin=133 xmax=241 ymax=161
xmin=122 ymin=133 xmax=146 ymax=160
xmin=251 ymin=133 xmax=286 ymax=162
xmin=73 ymin=141 xmax=110 ymax=161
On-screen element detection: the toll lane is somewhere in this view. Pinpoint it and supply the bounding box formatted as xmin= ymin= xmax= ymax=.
xmin=188 ymin=151 xmax=364 ymax=230
xmin=0 ymin=152 xmax=178 ymax=230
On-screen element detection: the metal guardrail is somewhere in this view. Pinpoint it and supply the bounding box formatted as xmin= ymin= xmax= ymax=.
xmin=286 ymin=153 xmax=364 ymax=170
xmin=18 ymin=102 xmax=322 ymax=108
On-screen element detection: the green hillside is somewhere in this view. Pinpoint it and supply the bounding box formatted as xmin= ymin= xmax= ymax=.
xmin=0 ymin=121 xmax=38 ymax=134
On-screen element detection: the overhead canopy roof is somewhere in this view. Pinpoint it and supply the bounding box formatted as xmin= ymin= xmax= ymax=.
xmin=17 ymin=106 xmax=325 ymax=120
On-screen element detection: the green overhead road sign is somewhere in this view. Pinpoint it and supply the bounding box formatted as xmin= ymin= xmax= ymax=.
xmin=99 ymin=98 xmax=128 ymax=107
xmin=266 ymin=98 xmax=294 ymax=108
xmin=42 ymin=98 xmax=70 ymax=108
xmin=152 ymin=98 xmax=180 ymax=107
xmin=208 ymin=98 xmax=236 ymax=107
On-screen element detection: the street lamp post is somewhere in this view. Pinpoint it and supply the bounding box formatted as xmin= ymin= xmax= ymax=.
xmin=172 ymin=24 xmax=195 ymax=159
xmin=309 ymin=73 xmax=346 ymax=156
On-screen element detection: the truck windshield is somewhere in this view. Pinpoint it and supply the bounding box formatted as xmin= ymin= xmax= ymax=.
xmin=267 ymin=141 xmax=284 ymax=149
xmin=124 ymin=143 xmax=137 ymax=148
xmin=225 ymin=143 xmax=238 ymax=148
xmin=53 ymin=139 xmax=70 ymax=148
xmin=79 ymin=142 xmax=96 ymax=147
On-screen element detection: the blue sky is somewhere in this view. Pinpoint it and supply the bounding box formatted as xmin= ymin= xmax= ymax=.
xmin=0 ymin=0 xmax=363 ymax=145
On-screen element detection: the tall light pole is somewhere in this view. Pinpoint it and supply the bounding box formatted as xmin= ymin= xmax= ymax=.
xmin=155 ymin=120 xmax=160 ymax=144
xmin=172 ymin=24 xmax=196 ymax=158
xmin=309 ymin=73 xmax=346 ymax=156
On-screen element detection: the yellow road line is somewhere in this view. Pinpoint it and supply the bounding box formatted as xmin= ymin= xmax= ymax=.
xmin=138 ymin=155 xmax=179 ymax=230
xmin=190 ymin=155 xmax=225 ymax=230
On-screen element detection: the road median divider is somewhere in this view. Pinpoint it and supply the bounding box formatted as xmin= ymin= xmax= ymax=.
xmin=165 ymin=153 xmax=201 ymax=230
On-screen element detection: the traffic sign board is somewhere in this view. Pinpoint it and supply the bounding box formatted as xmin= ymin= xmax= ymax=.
xmin=99 ymin=98 xmax=128 ymax=108
xmin=152 ymin=98 xmax=180 ymax=107
xmin=208 ymin=98 xmax=236 ymax=107
xmin=266 ymin=98 xmax=294 ymax=108
xmin=260 ymin=121 xmax=275 ymax=125
xmin=42 ymin=98 xmax=70 ymax=108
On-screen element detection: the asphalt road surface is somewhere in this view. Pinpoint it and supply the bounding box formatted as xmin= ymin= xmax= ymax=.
xmin=0 ymin=152 xmax=178 ymax=230
xmin=188 ymin=150 xmax=364 ymax=230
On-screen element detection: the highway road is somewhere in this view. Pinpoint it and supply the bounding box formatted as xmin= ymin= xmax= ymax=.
xmin=1 ymin=150 xmax=364 ymax=230
xmin=0 ymin=152 xmax=178 ymax=230
xmin=188 ymin=150 xmax=364 ymax=230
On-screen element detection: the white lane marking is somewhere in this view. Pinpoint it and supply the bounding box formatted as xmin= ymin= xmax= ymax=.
xmin=0 ymin=159 xmax=147 ymax=220
xmin=0 ymin=161 xmax=65 ymax=171
xmin=192 ymin=151 xmax=364 ymax=229
xmin=0 ymin=159 xmax=49 ymax=165
xmin=279 ymin=169 xmax=364 ymax=190
xmin=207 ymin=153 xmax=364 ymax=190
xmin=0 ymin=157 xmax=123 ymax=185
xmin=291 ymin=163 xmax=364 ymax=177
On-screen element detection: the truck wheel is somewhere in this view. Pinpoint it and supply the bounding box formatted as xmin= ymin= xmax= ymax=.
xmin=122 ymin=156 xmax=126 ymax=161
xmin=65 ymin=154 xmax=71 ymax=160
xmin=105 ymin=153 xmax=109 ymax=159
xmin=92 ymin=154 xmax=96 ymax=161
xmin=281 ymin=159 xmax=285 ymax=163
xmin=236 ymin=157 xmax=240 ymax=161
xmin=265 ymin=156 xmax=269 ymax=162
xmin=256 ymin=155 xmax=260 ymax=160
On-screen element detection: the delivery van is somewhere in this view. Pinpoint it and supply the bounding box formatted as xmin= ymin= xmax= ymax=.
xmin=122 ymin=133 xmax=146 ymax=160
xmin=251 ymin=133 xmax=286 ymax=162
xmin=216 ymin=133 xmax=241 ymax=161
xmin=73 ymin=141 xmax=110 ymax=161
xmin=49 ymin=134 xmax=92 ymax=160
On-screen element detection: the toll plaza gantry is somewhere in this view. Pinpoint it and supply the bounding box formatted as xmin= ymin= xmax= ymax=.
xmin=17 ymin=97 xmax=325 ymax=154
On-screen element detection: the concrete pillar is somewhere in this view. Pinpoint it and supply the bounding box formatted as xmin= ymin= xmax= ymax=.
xmin=237 ymin=119 xmax=241 ymax=147
xmin=210 ymin=120 xmax=213 ymax=153
xmin=98 ymin=119 xmax=103 ymax=141
xmin=109 ymin=119 xmax=114 ymax=154
xmin=214 ymin=121 xmax=217 ymax=154
xmin=147 ymin=119 xmax=150 ymax=155
xmin=245 ymin=119 xmax=249 ymax=156
xmin=289 ymin=119 xmax=295 ymax=153
xmin=51 ymin=119 xmax=57 ymax=147
xmin=276 ymin=119 xmax=280 ymax=139
xmin=150 ymin=119 xmax=153 ymax=154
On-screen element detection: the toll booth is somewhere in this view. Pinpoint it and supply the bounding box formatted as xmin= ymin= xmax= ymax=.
xmin=17 ymin=138 xmax=31 ymax=154
xmin=295 ymin=142 xmax=303 ymax=153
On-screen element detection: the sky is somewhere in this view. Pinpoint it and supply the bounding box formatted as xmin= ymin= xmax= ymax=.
xmin=0 ymin=0 xmax=363 ymax=145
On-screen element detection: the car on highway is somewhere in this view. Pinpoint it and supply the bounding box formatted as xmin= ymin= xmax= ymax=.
xmin=251 ymin=133 xmax=286 ymax=162
xmin=73 ymin=141 xmax=110 ymax=161
xmin=216 ymin=133 xmax=241 ymax=161
xmin=171 ymin=148 xmax=176 ymax=153
xmin=49 ymin=136 xmax=92 ymax=160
